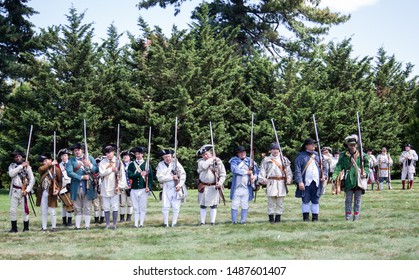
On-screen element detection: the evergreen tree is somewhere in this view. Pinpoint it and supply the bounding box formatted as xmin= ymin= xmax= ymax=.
xmin=138 ymin=0 xmax=349 ymax=56
xmin=0 ymin=0 xmax=38 ymax=105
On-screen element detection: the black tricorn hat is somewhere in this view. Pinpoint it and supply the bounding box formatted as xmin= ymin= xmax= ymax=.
xmin=234 ymin=146 xmax=246 ymax=153
xmin=404 ymin=143 xmax=412 ymax=148
xmin=158 ymin=149 xmax=175 ymax=157
xmin=102 ymin=144 xmax=117 ymax=154
xmin=196 ymin=144 xmax=212 ymax=156
xmin=300 ymin=138 xmax=317 ymax=151
xmin=121 ymin=150 xmax=133 ymax=158
xmin=69 ymin=143 xmax=84 ymax=151
xmin=37 ymin=153 xmax=52 ymax=162
xmin=57 ymin=148 xmax=72 ymax=158
xmin=130 ymin=146 xmax=146 ymax=154
xmin=10 ymin=150 xmax=25 ymax=158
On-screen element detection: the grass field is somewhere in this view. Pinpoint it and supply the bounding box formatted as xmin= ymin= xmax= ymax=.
xmin=0 ymin=180 xmax=418 ymax=260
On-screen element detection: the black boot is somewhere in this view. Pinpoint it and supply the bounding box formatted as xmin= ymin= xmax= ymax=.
xmin=120 ymin=214 xmax=125 ymax=222
xmin=94 ymin=217 xmax=99 ymax=224
xmin=99 ymin=216 xmax=104 ymax=224
xmin=67 ymin=217 xmax=73 ymax=227
xmin=312 ymin=213 xmax=318 ymax=222
xmin=23 ymin=221 xmax=29 ymax=232
xmin=275 ymin=214 xmax=281 ymax=223
xmin=268 ymin=214 xmax=274 ymax=224
xmin=9 ymin=221 xmax=18 ymax=233
xmin=62 ymin=217 xmax=67 ymax=226
xmin=126 ymin=214 xmax=132 ymax=222
xmin=303 ymin=212 xmax=309 ymax=222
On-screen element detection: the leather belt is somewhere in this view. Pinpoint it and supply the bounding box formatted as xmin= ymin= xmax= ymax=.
xmin=200 ymin=182 xmax=216 ymax=186
xmin=13 ymin=185 xmax=22 ymax=189
xmin=268 ymin=176 xmax=285 ymax=181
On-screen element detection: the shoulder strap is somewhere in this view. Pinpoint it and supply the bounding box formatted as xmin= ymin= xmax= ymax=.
xmin=271 ymin=158 xmax=286 ymax=174
xmin=302 ymin=154 xmax=316 ymax=176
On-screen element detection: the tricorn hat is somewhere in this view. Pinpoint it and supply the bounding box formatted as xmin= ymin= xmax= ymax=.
xmin=322 ymin=146 xmax=332 ymax=153
xmin=300 ymin=138 xmax=317 ymax=151
xmin=102 ymin=144 xmax=117 ymax=154
xmin=37 ymin=153 xmax=52 ymax=162
xmin=344 ymin=134 xmax=358 ymax=145
xmin=95 ymin=156 xmax=104 ymax=163
xmin=196 ymin=144 xmax=212 ymax=156
xmin=121 ymin=150 xmax=133 ymax=158
xmin=10 ymin=150 xmax=25 ymax=158
xmin=234 ymin=146 xmax=246 ymax=153
xmin=69 ymin=143 xmax=84 ymax=151
xmin=404 ymin=143 xmax=412 ymax=148
xmin=57 ymin=148 xmax=72 ymax=158
xmin=130 ymin=146 xmax=146 ymax=154
xmin=158 ymin=149 xmax=175 ymax=157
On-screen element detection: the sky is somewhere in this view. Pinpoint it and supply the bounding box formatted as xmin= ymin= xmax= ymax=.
xmin=28 ymin=0 xmax=419 ymax=77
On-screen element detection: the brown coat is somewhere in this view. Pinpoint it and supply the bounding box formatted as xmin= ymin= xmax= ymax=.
xmin=36 ymin=163 xmax=62 ymax=208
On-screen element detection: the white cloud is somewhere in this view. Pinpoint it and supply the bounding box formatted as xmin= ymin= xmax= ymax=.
xmin=319 ymin=0 xmax=380 ymax=13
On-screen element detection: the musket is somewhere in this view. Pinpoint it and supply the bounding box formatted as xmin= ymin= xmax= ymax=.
xmin=83 ymin=119 xmax=94 ymax=189
xmin=52 ymin=131 xmax=58 ymax=195
xmin=313 ymin=114 xmax=324 ymax=180
xmin=249 ymin=113 xmax=257 ymax=202
xmin=387 ymin=153 xmax=391 ymax=185
xmin=172 ymin=117 xmax=184 ymax=197
xmin=25 ymin=125 xmax=36 ymax=216
xmin=115 ymin=124 xmax=120 ymax=192
xmin=356 ymin=112 xmax=365 ymax=177
xmin=210 ymin=122 xmax=226 ymax=205
xmin=271 ymin=119 xmax=288 ymax=193
xmin=145 ymin=126 xmax=157 ymax=200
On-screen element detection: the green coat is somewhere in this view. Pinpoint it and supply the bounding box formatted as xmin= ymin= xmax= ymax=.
xmin=127 ymin=160 xmax=154 ymax=190
xmin=332 ymin=150 xmax=369 ymax=192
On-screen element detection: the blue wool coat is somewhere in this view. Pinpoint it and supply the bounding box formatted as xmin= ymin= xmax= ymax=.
xmin=229 ymin=156 xmax=259 ymax=201
xmin=66 ymin=156 xmax=98 ymax=201
xmin=294 ymin=150 xmax=327 ymax=198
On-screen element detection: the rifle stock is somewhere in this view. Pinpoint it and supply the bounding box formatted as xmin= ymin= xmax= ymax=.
xmin=209 ymin=122 xmax=226 ymax=206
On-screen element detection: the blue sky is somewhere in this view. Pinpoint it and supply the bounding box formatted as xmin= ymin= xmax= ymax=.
xmin=29 ymin=0 xmax=419 ymax=77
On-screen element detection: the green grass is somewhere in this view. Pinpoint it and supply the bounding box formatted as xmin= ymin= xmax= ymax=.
xmin=0 ymin=180 xmax=418 ymax=260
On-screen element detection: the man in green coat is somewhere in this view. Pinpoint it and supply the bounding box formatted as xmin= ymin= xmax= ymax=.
xmin=332 ymin=135 xmax=369 ymax=221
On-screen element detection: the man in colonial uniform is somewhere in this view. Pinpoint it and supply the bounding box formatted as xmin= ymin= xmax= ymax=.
xmin=99 ymin=144 xmax=127 ymax=229
xmin=36 ymin=153 xmax=62 ymax=231
xmin=376 ymin=147 xmax=393 ymax=190
xmin=332 ymin=135 xmax=369 ymax=221
xmin=156 ymin=149 xmax=187 ymax=227
xmin=258 ymin=143 xmax=292 ymax=224
xmin=8 ymin=150 xmax=35 ymax=232
xmin=295 ymin=139 xmax=326 ymax=222
xmin=127 ymin=146 xmax=154 ymax=228
xmin=119 ymin=150 xmax=133 ymax=222
xmin=229 ymin=146 xmax=259 ymax=224
xmin=399 ymin=144 xmax=418 ymax=189
xmin=196 ymin=144 xmax=226 ymax=225
xmin=366 ymin=149 xmax=378 ymax=190
xmin=58 ymin=148 xmax=73 ymax=226
xmin=66 ymin=143 xmax=98 ymax=230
